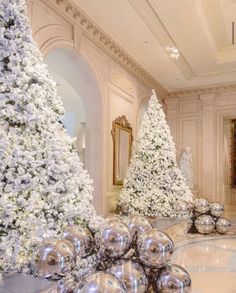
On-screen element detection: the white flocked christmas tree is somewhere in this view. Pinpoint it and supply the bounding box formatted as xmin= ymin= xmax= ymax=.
xmin=0 ymin=0 xmax=101 ymax=272
xmin=117 ymin=92 xmax=193 ymax=218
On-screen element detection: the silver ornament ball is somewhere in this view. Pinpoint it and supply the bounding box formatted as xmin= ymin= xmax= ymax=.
xmin=175 ymin=201 xmax=192 ymax=216
xmin=210 ymin=202 xmax=224 ymax=218
xmin=193 ymin=198 xmax=210 ymax=214
xmin=154 ymin=264 xmax=191 ymax=293
xmin=109 ymin=259 xmax=148 ymax=293
xmin=63 ymin=225 xmax=94 ymax=257
xmin=105 ymin=214 xmax=122 ymax=224
xmin=127 ymin=214 xmax=152 ymax=240
xmin=215 ymin=217 xmax=231 ymax=234
xmin=194 ymin=214 xmax=215 ymax=234
xmin=80 ymin=272 xmax=126 ymax=293
xmin=32 ymin=238 xmax=75 ymax=279
xmin=95 ymin=221 xmax=131 ymax=259
xmin=137 ymin=229 xmax=174 ymax=269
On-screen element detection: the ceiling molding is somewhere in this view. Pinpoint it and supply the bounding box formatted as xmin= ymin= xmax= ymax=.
xmin=168 ymin=82 xmax=236 ymax=97
xmin=43 ymin=0 xmax=168 ymax=97
xmin=128 ymin=0 xmax=195 ymax=79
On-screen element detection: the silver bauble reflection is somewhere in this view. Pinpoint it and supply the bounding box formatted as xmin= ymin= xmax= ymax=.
xmin=95 ymin=221 xmax=131 ymax=258
xmin=105 ymin=214 xmax=122 ymax=224
xmin=210 ymin=202 xmax=224 ymax=218
xmin=215 ymin=217 xmax=231 ymax=234
xmin=137 ymin=229 xmax=174 ymax=269
xmin=193 ymin=198 xmax=210 ymax=214
xmin=154 ymin=264 xmax=191 ymax=293
xmin=127 ymin=215 xmax=152 ymax=240
xmin=80 ymin=272 xmax=126 ymax=293
xmin=108 ymin=260 xmax=148 ymax=293
xmin=175 ymin=201 xmax=192 ymax=216
xmin=63 ymin=226 xmax=94 ymax=257
xmin=32 ymin=239 xmax=76 ymax=279
xmin=194 ymin=214 xmax=215 ymax=234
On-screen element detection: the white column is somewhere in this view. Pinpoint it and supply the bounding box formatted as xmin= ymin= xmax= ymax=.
xmin=200 ymin=93 xmax=216 ymax=200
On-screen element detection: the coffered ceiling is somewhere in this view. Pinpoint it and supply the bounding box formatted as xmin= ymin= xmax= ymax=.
xmin=72 ymin=0 xmax=236 ymax=91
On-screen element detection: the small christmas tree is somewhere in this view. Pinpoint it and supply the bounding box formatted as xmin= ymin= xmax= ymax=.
xmin=117 ymin=92 xmax=192 ymax=218
xmin=0 ymin=0 xmax=100 ymax=272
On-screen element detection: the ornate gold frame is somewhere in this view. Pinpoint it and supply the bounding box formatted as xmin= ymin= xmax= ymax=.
xmin=111 ymin=115 xmax=133 ymax=185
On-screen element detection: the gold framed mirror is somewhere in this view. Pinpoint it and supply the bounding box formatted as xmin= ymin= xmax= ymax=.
xmin=111 ymin=115 xmax=133 ymax=185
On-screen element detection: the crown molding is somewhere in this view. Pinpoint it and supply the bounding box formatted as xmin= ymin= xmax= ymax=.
xmin=168 ymin=82 xmax=236 ymax=98
xmin=43 ymin=0 xmax=168 ymax=98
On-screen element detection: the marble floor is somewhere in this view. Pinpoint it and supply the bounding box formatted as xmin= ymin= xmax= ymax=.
xmin=173 ymin=236 xmax=236 ymax=293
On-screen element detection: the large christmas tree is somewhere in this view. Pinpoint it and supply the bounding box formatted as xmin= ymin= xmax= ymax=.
xmin=0 ymin=0 xmax=100 ymax=272
xmin=117 ymin=92 xmax=192 ymax=217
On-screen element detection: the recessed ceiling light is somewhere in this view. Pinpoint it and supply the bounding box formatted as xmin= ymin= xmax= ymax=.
xmin=165 ymin=46 xmax=180 ymax=60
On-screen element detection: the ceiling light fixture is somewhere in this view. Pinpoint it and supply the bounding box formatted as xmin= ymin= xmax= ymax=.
xmin=165 ymin=46 xmax=180 ymax=60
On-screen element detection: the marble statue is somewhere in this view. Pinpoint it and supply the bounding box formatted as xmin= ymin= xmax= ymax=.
xmin=179 ymin=147 xmax=194 ymax=189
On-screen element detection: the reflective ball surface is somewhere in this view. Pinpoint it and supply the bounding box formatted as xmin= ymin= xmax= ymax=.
xmin=175 ymin=201 xmax=192 ymax=216
xmin=215 ymin=217 xmax=231 ymax=234
xmin=194 ymin=215 xmax=215 ymax=234
xmin=154 ymin=264 xmax=191 ymax=293
xmin=137 ymin=229 xmax=174 ymax=268
xmin=32 ymin=239 xmax=75 ymax=279
xmin=210 ymin=202 xmax=224 ymax=218
xmin=193 ymin=198 xmax=210 ymax=214
xmin=80 ymin=272 xmax=126 ymax=293
xmin=127 ymin=214 xmax=152 ymax=240
xmin=109 ymin=260 xmax=148 ymax=293
xmin=105 ymin=214 xmax=122 ymax=224
xmin=63 ymin=226 xmax=94 ymax=257
xmin=95 ymin=221 xmax=131 ymax=258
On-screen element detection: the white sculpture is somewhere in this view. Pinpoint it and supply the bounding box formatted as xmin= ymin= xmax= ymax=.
xmin=179 ymin=147 xmax=194 ymax=189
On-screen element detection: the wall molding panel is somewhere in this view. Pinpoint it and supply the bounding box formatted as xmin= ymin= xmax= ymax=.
xmin=165 ymin=88 xmax=236 ymax=205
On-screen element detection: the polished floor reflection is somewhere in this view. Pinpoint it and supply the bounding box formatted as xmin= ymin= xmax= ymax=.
xmin=173 ymin=237 xmax=236 ymax=293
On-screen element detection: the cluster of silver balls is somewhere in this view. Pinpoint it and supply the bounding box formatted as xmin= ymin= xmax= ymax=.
xmin=31 ymin=214 xmax=192 ymax=292
xmin=176 ymin=198 xmax=231 ymax=235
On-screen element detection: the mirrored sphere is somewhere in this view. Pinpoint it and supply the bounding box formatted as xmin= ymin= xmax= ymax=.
xmin=210 ymin=202 xmax=224 ymax=218
xmin=127 ymin=215 xmax=152 ymax=240
xmin=105 ymin=214 xmax=122 ymax=224
xmin=137 ymin=229 xmax=174 ymax=268
xmin=194 ymin=215 xmax=215 ymax=235
xmin=109 ymin=260 xmax=148 ymax=293
xmin=80 ymin=272 xmax=126 ymax=293
xmin=95 ymin=221 xmax=131 ymax=258
xmin=175 ymin=201 xmax=192 ymax=216
xmin=154 ymin=264 xmax=191 ymax=293
xmin=32 ymin=239 xmax=75 ymax=279
xmin=63 ymin=226 xmax=94 ymax=257
xmin=193 ymin=198 xmax=210 ymax=214
xmin=215 ymin=217 xmax=231 ymax=234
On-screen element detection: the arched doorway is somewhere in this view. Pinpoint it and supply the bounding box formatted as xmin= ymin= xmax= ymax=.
xmin=45 ymin=48 xmax=103 ymax=214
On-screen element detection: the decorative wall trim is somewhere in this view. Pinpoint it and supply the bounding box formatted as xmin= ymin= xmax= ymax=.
xmin=168 ymin=82 xmax=236 ymax=97
xmin=43 ymin=0 xmax=167 ymax=98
